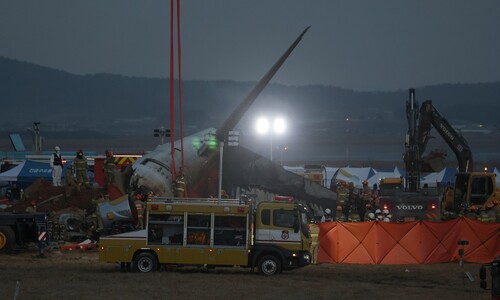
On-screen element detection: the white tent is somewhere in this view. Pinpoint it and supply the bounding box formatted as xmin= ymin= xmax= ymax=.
xmin=421 ymin=173 xmax=439 ymax=188
xmin=0 ymin=161 xmax=25 ymax=182
xmin=366 ymin=168 xmax=403 ymax=187
xmin=324 ymin=167 xmax=338 ymax=189
xmin=330 ymin=167 xmax=376 ymax=188
xmin=343 ymin=167 xmax=376 ymax=185
xmin=283 ymin=166 xmax=304 ymax=173
xmin=332 ymin=168 xmax=361 ymax=187
xmin=494 ymin=168 xmax=500 ymax=185
xmin=420 ymin=167 xmax=457 ymax=188
xmin=284 ymin=166 xmax=373 ymax=189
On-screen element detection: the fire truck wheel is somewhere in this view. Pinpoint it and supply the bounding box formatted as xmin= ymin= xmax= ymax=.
xmin=133 ymin=252 xmax=158 ymax=273
xmin=258 ymin=255 xmax=281 ymax=276
xmin=0 ymin=226 xmax=15 ymax=253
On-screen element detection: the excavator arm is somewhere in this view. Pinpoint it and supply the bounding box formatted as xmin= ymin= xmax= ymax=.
xmin=417 ymin=100 xmax=473 ymax=173
xmin=404 ymin=89 xmax=474 ymax=193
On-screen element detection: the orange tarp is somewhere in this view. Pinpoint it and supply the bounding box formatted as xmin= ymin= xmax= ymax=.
xmin=317 ymin=218 xmax=500 ymax=264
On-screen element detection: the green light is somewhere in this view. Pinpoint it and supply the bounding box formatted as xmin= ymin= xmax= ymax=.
xmin=208 ymin=136 xmax=218 ymax=150
xmin=191 ymin=137 xmax=202 ymax=150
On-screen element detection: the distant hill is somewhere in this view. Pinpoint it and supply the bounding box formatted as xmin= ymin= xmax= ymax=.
xmin=1 ymin=56 xmax=499 ymax=163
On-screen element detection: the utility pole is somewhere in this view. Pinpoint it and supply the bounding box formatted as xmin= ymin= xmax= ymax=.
xmin=218 ymin=131 xmax=239 ymax=202
xmin=154 ymin=127 xmax=171 ymax=144
xmin=27 ymin=122 xmax=43 ymax=153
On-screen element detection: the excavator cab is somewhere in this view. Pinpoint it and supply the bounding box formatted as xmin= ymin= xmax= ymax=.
xmin=451 ymin=172 xmax=497 ymax=213
xmin=468 ymin=174 xmax=495 ymax=206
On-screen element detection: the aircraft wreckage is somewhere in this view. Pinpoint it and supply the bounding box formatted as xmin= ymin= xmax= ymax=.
xmin=119 ymin=26 xmax=337 ymax=217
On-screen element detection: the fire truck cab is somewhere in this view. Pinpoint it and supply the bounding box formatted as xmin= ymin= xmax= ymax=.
xmin=99 ymin=197 xmax=311 ymax=275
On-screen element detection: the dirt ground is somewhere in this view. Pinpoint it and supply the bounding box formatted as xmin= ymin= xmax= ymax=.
xmin=0 ymin=246 xmax=491 ymax=300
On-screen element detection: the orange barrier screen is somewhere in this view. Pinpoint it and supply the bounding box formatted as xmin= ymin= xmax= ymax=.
xmin=317 ymin=218 xmax=500 ymax=264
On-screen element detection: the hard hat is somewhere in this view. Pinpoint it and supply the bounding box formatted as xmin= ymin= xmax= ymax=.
xmin=336 ymin=205 xmax=342 ymax=211
xmin=54 ymin=146 xmax=60 ymax=151
xmin=383 ymin=209 xmax=389 ymax=214
xmin=368 ymin=212 xmax=375 ymax=220
xmin=324 ymin=208 xmax=331 ymax=214
xmin=375 ymin=209 xmax=381 ymax=214
xmin=470 ymin=205 xmax=478 ymax=211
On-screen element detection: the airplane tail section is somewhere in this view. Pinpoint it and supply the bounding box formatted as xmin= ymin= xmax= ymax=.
xmin=216 ymin=26 xmax=310 ymax=141
xmin=194 ymin=27 xmax=310 ymax=156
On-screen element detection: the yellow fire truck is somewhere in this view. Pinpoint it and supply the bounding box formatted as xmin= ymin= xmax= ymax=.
xmin=99 ymin=197 xmax=311 ymax=275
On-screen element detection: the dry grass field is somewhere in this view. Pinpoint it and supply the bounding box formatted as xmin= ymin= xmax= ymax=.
xmin=0 ymin=247 xmax=491 ymax=300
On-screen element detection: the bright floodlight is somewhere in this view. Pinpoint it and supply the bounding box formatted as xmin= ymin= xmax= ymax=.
xmin=256 ymin=118 xmax=269 ymax=134
xmin=274 ymin=118 xmax=286 ymax=134
xmin=255 ymin=116 xmax=286 ymax=161
xmin=256 ymin=117 xmax=286 ymax=134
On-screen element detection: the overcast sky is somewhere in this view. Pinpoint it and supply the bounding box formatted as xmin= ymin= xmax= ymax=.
xmin=1 ymin=0 xmax=499 ymax=91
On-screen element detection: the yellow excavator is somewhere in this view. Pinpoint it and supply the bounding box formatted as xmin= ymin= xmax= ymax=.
xmin=441 ymin=171 xmax=499 ymax=217
xmin=379 ymin=89 xmax=499 ymax=221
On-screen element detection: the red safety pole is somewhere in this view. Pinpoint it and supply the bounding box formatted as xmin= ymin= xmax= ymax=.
xmin=169 ymin=0 xmax=177 ymax=180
